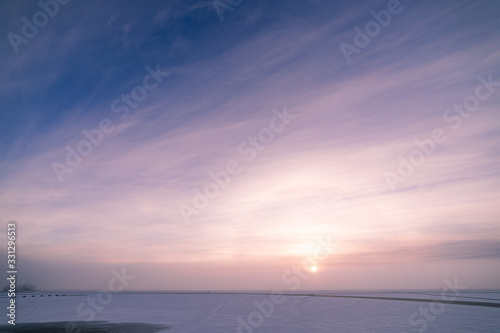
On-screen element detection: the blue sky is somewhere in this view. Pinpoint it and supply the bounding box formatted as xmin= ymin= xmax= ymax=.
xmin=1 ymin=0 xmax=499 ymax=291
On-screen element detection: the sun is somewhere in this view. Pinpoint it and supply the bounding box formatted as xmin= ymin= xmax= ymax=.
xmin=310 ymin=265 xmax=318 ymax=273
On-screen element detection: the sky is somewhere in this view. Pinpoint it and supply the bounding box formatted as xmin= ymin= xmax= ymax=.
xmin=0 ymin=0 xmax=499 ymax=291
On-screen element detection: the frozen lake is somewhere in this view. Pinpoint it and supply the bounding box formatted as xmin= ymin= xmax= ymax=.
xmin=1 ymin=291 xmax=499 ymax=332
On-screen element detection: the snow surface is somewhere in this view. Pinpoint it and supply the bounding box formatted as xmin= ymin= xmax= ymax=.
xmin=1 ymin=291 xmax=499 ymax=332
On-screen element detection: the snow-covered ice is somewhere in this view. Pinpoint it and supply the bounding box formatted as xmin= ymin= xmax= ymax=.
xmin=1 ymin=291 xmax=499 ymax=332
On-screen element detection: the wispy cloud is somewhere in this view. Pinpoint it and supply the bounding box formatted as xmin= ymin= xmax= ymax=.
xmin=0 ymin=0 xmax=499 ymax=290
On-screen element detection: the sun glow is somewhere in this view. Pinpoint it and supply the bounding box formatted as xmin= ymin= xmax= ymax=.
xmin=310 ymin=265 xmax=318 ymax=273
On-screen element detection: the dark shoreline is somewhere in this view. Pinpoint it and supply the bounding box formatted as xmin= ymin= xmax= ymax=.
xmin=0 ymin=321 xmax=169 ymax=332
